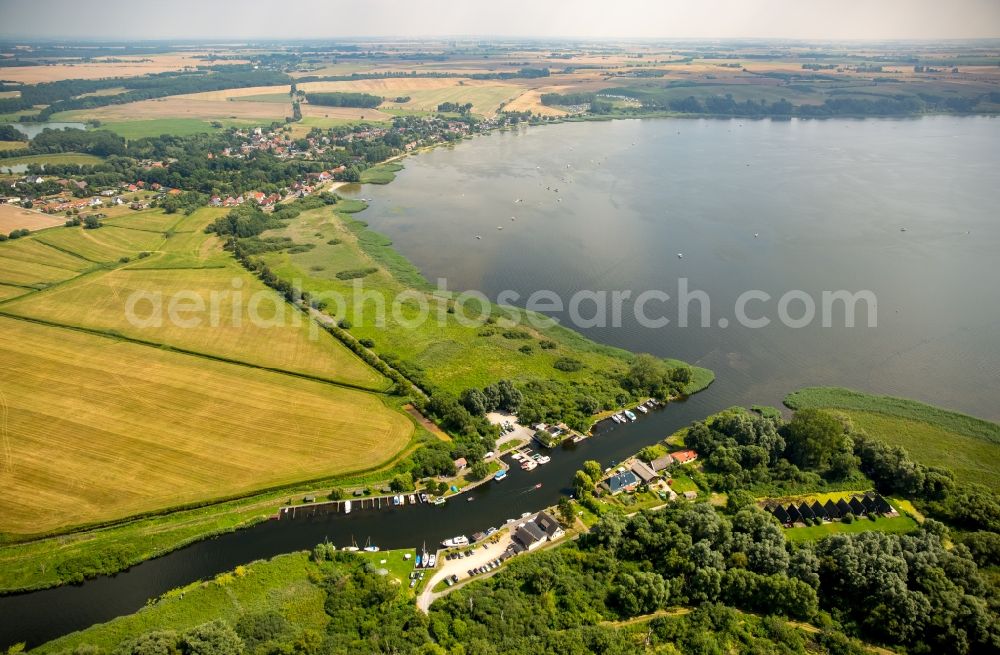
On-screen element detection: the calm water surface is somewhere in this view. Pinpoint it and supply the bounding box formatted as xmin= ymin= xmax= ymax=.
xmin=3 ymin=115 xmax=999 ymax=649
xmin=346 ymin=116 xmax=1000 ymax=419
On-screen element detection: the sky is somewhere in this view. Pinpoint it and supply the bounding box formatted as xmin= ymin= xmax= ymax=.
xmin=1 ymin=0 xmax=999 ymax=41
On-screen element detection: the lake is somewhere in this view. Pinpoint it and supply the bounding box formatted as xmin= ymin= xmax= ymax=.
xmin=9 ymin=121 xmax=87 ymax=139
xmin=2 ymin=115 xmax=999 ymax=650
xmin=344 ymin=116 xmax=1000 ymax=420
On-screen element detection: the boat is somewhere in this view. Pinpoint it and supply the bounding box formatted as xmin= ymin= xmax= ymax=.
xmin=637 ymin=405 xmax=648 ymax=414
xmin=494 ymin=469 xmax=507 ymax=481
xmin=521 ymin=512 xmax=532 ymax=518
xmin=343 ymin=500 xmax=352 ymax=514
xmin=343 ymin=546 xmax=359 ymax=552
xmin=535 ymin=455 xmax=551 ymax=464
xmin=419 ymin=493 xmax=429 ymax=503
xmin=434 ymin=497 xmax=446 ymax=506
xmin=624 ymin=410 xmax=637 ymax=422
xmin=363 ymin=538 xmax=379 ymax=553
xmin=677 ymin=253 xmax=683 ymax=259
xmin=467 ymin=497 xmax=475 ymax=502
xmin=408 ymin=494 xmax=417 ymax=505
xmin=426 ymin=554 xmax=437 ymax=568
xmin=415 ymin=554 xmax=422 ymax=567
xmin=442 ymin=536 xmax=470 ymax=548
xmin=521 ymin=460 xmax=537 ymax=471
xmin=392 ymin=495 xmax=400 ymax=506
xmin=534 ymin=483 xmax=543 ymax=489
xmin=610 ymin=414 xmax=622 ymax=424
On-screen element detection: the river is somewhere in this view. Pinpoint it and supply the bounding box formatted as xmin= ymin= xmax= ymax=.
xmin=2 ymin=115 xmax=998 ymax=649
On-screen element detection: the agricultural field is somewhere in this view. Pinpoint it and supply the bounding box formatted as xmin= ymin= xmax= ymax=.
xmin=0 ymin=314 xmax=413 ymax=537
xmin=0 ymin=152 xmax=104 ymax=170
xmin=0 ymin=218 xmax=386 ymax=390
xmin=785 ymin=387 xmax=1000 ymax=488
xmin=0 ymin=203 xmax=65 ymax=232
xmin=0 ymin=53 xmax=242 ymax=84
xmin=32 ymin=223 xmax=165 ymax=263
xmin=0 ymin=140 xmax=27 ymax=151
xmin=93 ymin=118 xmax=260 ymax=140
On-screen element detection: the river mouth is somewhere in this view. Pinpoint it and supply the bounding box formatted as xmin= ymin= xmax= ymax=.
xmin=3 ymin=114 xmax=999 ymax=650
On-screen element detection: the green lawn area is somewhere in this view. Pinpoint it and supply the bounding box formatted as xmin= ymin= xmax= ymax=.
xmin=354 ymin=548 xmax=418 ymax=593
xmin=668 ymin=470 xmax=699 ymax=494
xmin=785 ymin=387 xmax=1000 ymax=488
xmin=0 ymin=152 xmax=103 ymax=169
xmin=91 ymin=118 xmax=261 ymax=139
xmin=784 ymin=514 xmax=918 ymax=542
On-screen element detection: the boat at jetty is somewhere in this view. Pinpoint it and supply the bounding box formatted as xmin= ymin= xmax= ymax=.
xmin=494 ymin=469 xmax=507 ymax=481
xmin=343 ymin=500 xmax=352 ymax=514
xmin=434 ymin=497 xmax=446 ymax=506
xmin=442 ymin=535 xmax=470 ymax=548
xmin=637 ymin=405 xmax=648 ymax=414
xmin=624 ymin=410 xmax=637 ymax=422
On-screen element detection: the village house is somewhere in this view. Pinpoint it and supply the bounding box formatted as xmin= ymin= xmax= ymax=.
xmin=453 ymin=457 xmax=467 ymax=471
xmin=629 ymin=459 xmax=660 ymax=485
xmin=604 ymin=470 xmax=640 ymax=495
xmin=511 ymin=511 xmax=564 ymax=553
xmin=650 ymin=453 xmax=675 ymax=472
xmin=670 ymin=449 xmax=699 ymax=465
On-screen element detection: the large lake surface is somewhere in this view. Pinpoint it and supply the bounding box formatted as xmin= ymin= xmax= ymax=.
xmin=3 ymin=115 xmax=1000 ymax=650
xmin=346 ymin=116 xmax=1000 ymax=419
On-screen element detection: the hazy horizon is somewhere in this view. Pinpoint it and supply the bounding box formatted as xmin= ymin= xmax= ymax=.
xmin=2 ymin=0 xmax=999 ymax=41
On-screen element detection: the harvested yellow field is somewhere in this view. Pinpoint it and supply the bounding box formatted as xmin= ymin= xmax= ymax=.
xmin=0 ymin=204 xmax=66 ymax=233
xmin=299 ymin=78 xmax=520 ymax=115
xmin=0 ymin=141 xmax=27 ymax=151
xmin=0 ymin=237 xmax=91 ymax=272
xmin=3 ymin=263 xmax=387 ymax=389
xmin=0 ymin=284 xmax=29 ymax=301
xmin=0 ymin=256 xmax=81 ymax=288
xmin=34 ymin=224 xmax=165 ymax=263
xmin=298 ymin=105 xmax=394 ymax=122
xmin=57 ymin=96 xmax=292 ymax=122
xmin=0 ymin=53 xmax=244 ymax=84
xmin=504 ymin=89 xmax=569 ymax=116
xmin=0 ymin=315 xmax=413 ymax=536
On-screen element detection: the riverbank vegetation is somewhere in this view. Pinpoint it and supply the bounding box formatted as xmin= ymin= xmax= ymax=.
xmin=33 ymin=495 xmax=992 ymax=654
xmin=786 ymin=387 xmax=1000 ymax=488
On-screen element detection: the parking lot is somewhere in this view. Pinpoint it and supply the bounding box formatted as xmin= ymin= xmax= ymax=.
xmin=417 ymin=532 xmax=514 ymax=612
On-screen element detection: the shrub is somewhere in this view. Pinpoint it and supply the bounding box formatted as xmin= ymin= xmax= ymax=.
xmin=502 ymin=329 xmax=531 ymax=339
xmin=540 ymin=340 xmax=557 ymax=349
xmin=359 ymin=338 xmax=375 ymax=348
xmin=553 ymin=357 xmax=583 ymax=372
xmin=335 ymin=267 xmax=378 ymax=280
xmin=338 ymin=319 xmax=352 ymax=329
xmin=842 ymin=512 xmax=855 ymax=524
xmin=519 ymin=344 xmax=534 ymax=355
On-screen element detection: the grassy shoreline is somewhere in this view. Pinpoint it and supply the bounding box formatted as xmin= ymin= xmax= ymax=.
xmin=785 ymin=387 xmax=1000 ymax=487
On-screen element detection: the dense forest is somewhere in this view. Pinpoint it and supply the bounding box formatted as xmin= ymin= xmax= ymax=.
xmin=305 ymin=92 xmax=384 ymax=108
